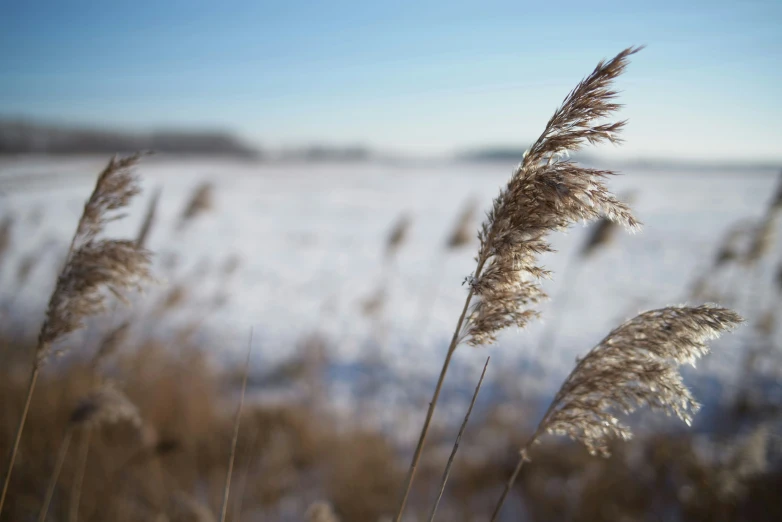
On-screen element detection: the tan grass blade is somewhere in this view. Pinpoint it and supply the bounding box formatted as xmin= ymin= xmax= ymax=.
xmin=68 ymin=429 xmax=92 ymax=522
xmin=218 ymin=330 xmax=253 ymax=522
xmin=427 ymin=357 xmax=489 ymax=522
xmin=38 ymin=428 xmax=74 ymax=522
xmin=136 ymin=186 xmax=161 ymax=248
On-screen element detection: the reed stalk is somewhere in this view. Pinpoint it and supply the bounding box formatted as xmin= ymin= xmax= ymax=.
xmin=0 ymin=154 xmax=150 ymax=517
xmin=218 ymin=330 xmax=253 ymax=522
xmin=427 ymin=356 xmax=489 ymax=522
xmin=393 ymin=47 xmax=642 ymax=521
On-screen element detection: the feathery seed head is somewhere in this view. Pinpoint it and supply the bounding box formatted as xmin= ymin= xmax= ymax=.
xmin=532 ymin=305 xmax=742 ymax=457
xmin=35 ymin=155 xmax=151 ymax=368
xmin=0 ymin=215 xmax=13 ymax=261
xmin=446 ymin=199 xmax=478 ymax=250
xmin=580 ymin=191 xmax=636 ymax=258
xmin=385 ymin=213 xmax=412 ymax=258
xmin=179 ymin=181 xmax=215 ymax=227
xmin=69 ymin=382 xmax=142 ymax=429
xmin=714 ymin=221 xmax=753 ymax=268
xmin=745 ymin=218 xmax=776 ymax=265
xmin=769 ymin=170 xmax=782 ymax=216
xmin=462 ymin=47 xmax=643 ymax=347
xmin=136 ymin=187 xmax=161 ymax=248
xmin=92 ymin=321 xmax=131 ymax=371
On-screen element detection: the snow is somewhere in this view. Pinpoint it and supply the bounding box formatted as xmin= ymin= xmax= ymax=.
xmin=0 ymin=156 xmax=779 ymax=431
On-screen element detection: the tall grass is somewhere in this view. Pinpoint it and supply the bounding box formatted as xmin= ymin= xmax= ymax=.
xmin=393 ymin=46 xmax=642 ymax=521
xmin=0 ymin=155 xmax=151 ymax=516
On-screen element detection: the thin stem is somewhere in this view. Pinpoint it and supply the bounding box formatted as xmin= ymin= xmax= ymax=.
xmin=490 ymin=382 xmax=563 ymax=522
xmin=427 ymin=356 xmax=490 ymax=522
xmin=69 ymin=428 xmax=92 ymax=522
xmin=489 ymin=453 xmax=527 ymax=522
xmin=0 ymin=366 xmax=40 ymax=516
xmin=392 ymin=284 xmax=477 ymax=522
xmin=232 ymin=424 xmax=260 ymax=522
xmin=219 ymin=330 xmax=253 ymax=522
xmin=38 ymin=427 xmax=74 ymax=522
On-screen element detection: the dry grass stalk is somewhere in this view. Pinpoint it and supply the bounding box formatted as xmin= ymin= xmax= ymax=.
xmin=689 ymin=220 xmax=752 ymax=301
xmin=91 ymin=320 xmax=131 ymax=375
xmin=68 ymin=429 xmax=91 ymax=522
xmin=38 ymin=383 xmax=141 ymax=522
xmin=16 ymin=251 xmax=39 ymax=287
xmin=70 ymin=383 xmax=142 ymax=522
xmin=178 ymin=181 xmax=214 ymax=228
xmin=446 ymin=199 xmax=478 ymax=250
xmin=755 ymin=309 xmax=776 ymax=338
xmin=579 ymin=191 xmax=635 ymax=258
xmin=714 ymin=223 xmax=752 ymax=268
xmin=38 ymin=429 xmax=74 ymax=522
xmin=743 ymin=171 xmax=782 ymax=265
xmin=0 ymin=215 xmax=12 ymax=271
xmin=490 ymin=305 xmax=742 ymax=521
xmin=69 ymin=381 xmax=142 ymax=429
xmin=361 ymin=286 xmax=386 ymax=318
xmin=769 ymin=170 xmax=782 ymax=215
xmin=745 ymin=218 xmax=776 ymax=265
xmin=136 ymin=186 xmax=162 ymax=248
xmin=394 ymin=47 xmax=642 ymax=521
xmin=218 ymin=331 xmax=253 ymax=522
xmin=385 ymin=213 xmax=412 ymax=260
xmin=427 ymin=357 xmax=489 ymax=522
xmin=0 ymin=154 xmax=151 ymax=516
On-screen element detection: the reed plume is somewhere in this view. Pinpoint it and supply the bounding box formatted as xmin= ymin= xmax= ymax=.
xmin=90 ymin=320 xmax=131 ymax=376
xmin=0 ymin=154 xmax=151 ymax=516
xmin=394 ymin=46 xmax=642 ymax=521
xmin=385 ymin=213 xmax=412 ymax=260
xmin=744 ymin=171 xmax=782 ymax=265
xmin=745 ymin=217 xmax=776 ymax=266
xmin=689 ymin=220 xmax=752 ymax=302
xmin=69 ymin=381 xmax=142 ymax=429
xmin=0 ymin=215 xmax=12 ymax=272
xmin=178 ymin=181 xmax=214 ymax=229
xmin=69 ymin=384 xmax=142 ymax=522
xmin=446 ymin=199 xmax=478 ymax=250
xmin=527 ymin=190 xmax=638 ymax=386
xmin=490 ymin=305 xmax=743 ymax=521
xmin=136 ymin=187 xmax=161 ymax=248
xmin=413 ymin=198 xmax=479 ymax=338
xmin=579 ymin=191 xmax=635 ymax=258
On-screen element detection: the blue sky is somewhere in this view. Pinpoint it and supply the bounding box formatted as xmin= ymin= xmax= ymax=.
xmin=1 ymin=1 xmax=780 ymax=160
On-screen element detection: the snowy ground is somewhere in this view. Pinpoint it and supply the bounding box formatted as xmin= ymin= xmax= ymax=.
xmin=1 ymin=156 xmax=780 ymax=434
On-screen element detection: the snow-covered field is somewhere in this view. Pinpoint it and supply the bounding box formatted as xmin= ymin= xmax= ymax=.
xmin=1 ymin=156 xmax=779 ymax=427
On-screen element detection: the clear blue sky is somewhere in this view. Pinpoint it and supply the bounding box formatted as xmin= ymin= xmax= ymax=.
xmin=1 ymin=1 xmax=780 ymax=161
